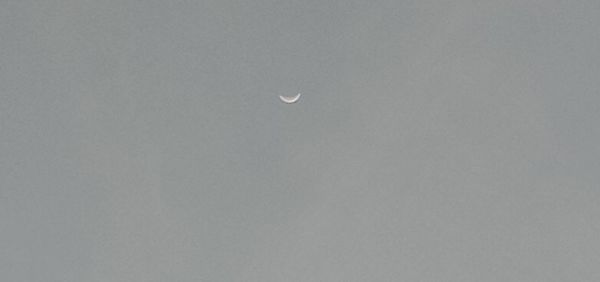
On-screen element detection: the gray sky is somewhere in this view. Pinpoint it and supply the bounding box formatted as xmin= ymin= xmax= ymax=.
xmin=1 ymin=1 xmax=600 ymax=281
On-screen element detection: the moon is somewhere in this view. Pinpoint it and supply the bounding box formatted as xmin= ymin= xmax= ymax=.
xmin=279 ymin=93 xmax=301 ymax=104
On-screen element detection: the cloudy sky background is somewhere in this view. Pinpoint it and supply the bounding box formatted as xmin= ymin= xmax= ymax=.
xmin=1 ymin=1 xmax=600 ymax=281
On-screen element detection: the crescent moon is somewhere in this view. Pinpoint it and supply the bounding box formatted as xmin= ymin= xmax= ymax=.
xmin=279 ymin=93 xmax=301 ymax=104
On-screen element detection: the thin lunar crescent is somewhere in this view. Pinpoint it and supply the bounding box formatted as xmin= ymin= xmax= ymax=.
xmin=279 ymin=93 xmax=301 ymax=104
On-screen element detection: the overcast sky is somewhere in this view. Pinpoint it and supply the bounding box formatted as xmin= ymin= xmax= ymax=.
xmin=1 ymin=1 xmax=600 ymax=281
